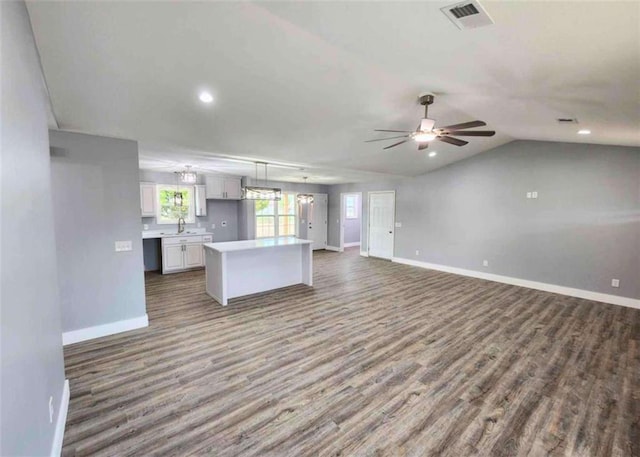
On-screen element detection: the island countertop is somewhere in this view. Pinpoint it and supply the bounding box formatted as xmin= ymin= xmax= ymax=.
xmin=203 ymin=237 xmax=312 ymax=253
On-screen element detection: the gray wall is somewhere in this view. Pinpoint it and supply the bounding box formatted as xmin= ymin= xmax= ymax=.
xmin=328 ymin=140 xmax=640 ymax=300
xmin=50 ymin=131 xmax=147 ymax=331
xmin=1 ymin=2 xmax=67 ymax=455
xmin=343 ymin=193 xmax=361 ymax=244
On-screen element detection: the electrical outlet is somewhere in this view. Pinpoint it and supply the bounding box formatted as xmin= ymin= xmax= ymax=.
xmin=395 ymin=222 xmax=402 ymax=228
xmin=415 ymin=250 xmax=420 ymax=256
xmin=143 ymin=224 xmax=149 ymax=230
xmin=611 ymin=279 xmax=620 ymax=288
xmin=49 ymin=396 xmax=54 ymax=423
xmin=197 ymin=222 xmax=201 ymax=228
xmin=221 ymin=221 xmax=227 ymax=227
xmin=114 ymin=241 xmax=132 ymax=252
xmin=211 ymin=224 xmax=215 ymax=229
xmin=483 ymin=260 xmax=489 ymax=267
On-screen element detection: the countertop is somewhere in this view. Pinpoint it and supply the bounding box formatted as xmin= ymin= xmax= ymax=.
xmin=204 ymin=237 xmax=312 ymax=253
xmin=142 ymin=229 xmax=213 ymax=239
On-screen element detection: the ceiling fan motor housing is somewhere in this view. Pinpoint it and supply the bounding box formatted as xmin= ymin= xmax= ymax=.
xmin=419 ymin=94 xmax=435 ymax=106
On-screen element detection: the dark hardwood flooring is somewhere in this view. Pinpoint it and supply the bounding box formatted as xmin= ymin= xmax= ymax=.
xmin=62 ymin=248 xmax=640 ymax=456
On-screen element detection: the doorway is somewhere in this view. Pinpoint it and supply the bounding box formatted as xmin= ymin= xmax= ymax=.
xmin=340 ymin=192 xmax=363 ymax=251
xmin=367 ymin=191 xmax=395 ymax=260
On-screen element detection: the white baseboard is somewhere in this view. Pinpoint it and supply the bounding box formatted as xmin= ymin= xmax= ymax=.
xmin=62 ymin=314 xmax=149 ymax=345
xmin=50 ymin=379 xmax=69 ymax=457
xmin=360 ymin=250 xmax=368 ymax=257
xmin=343 ymin=242 xmax=361 ymax=248
xmin=392 ymin=257 xmax=640 ymax=310
xmin=325 ymin=245 xmax=343 ymax=252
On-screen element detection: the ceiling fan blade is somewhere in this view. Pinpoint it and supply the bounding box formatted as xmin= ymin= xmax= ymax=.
xmin=448 ymin=130 xmax=496 ymax=137
xmin=364 ymin=135 xmax=409 ymax=143
xmin=418 ymin=143 xmax=429 ymax=150
xmin=375 ymin=129 xmax=414 ymax=133
xmin=439 ymin=120 xmax=486 ymax=131
xmin=437 ymin=136 xmax=468 ymax=147
xmin=383 ymin=140 xmax=409 ymax=150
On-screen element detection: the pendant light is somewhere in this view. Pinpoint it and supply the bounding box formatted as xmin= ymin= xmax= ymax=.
xmin=242 ymin=162 xmax=282 ymax=201
xmin=297 ymin=177 xmax=314 ymax=205
xmin=179 ymin=165 xmax=197 ymax=184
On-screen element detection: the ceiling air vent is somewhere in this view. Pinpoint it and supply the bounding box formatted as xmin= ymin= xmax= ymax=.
xmin=441 ymin=0 xmax=494 ymax=30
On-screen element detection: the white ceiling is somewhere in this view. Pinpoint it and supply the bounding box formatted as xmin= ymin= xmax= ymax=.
xmin=27 ymin=1 xmax=640 ymax=184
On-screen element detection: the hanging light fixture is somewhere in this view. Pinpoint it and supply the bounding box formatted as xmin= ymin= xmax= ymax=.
xmin=297 ymin=177 xmax=314 ymax=205
xmin=179 ymin=165 xmax=197 ymax=184
xmin=173 ymin=172 xmax=184 ymax=207
xmin=242 ymin=162 xmax=282 ymax=201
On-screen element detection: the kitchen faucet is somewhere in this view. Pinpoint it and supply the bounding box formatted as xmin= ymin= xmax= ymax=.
xmin=177 ymin=217 xmax=186 ymax=234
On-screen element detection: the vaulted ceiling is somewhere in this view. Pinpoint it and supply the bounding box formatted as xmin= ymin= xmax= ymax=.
xmin=27 ymin=1 xmax=639 ymax=183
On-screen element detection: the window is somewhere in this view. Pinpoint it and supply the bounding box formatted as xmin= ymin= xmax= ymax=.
xmin=156 ymin=185 xmax=195 ymax=224
xmin=345 ymin=195 xmax=358 ymax=219
xmin=255 ymin=193 xmax=297 ymax=238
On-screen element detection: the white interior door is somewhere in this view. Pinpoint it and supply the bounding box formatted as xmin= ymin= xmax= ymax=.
xmin=368 ymin=191 xmax=395 ymax=259
xmin=308 ymin=193 xmax=327 ymax=250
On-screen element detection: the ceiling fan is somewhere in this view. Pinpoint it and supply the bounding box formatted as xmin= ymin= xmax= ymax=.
xmin=366 ymin=94 xmax=495 ymax=150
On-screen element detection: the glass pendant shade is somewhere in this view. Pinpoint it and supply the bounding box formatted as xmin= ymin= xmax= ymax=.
xmin=297 ymin=194 xmax=314 ymax=204
xmin=180 ymin=170 xmax=197 ymax=184
xmin=242 ymin=186 xmax=282 ymax=201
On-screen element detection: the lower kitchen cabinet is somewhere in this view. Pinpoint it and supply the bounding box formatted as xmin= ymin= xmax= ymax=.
xmin=161 ymin=234 xmax=212 ymax=274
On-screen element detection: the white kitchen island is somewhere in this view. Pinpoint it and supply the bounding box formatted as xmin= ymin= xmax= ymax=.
xmin=203 ymin=237 xmax=313 ymax=306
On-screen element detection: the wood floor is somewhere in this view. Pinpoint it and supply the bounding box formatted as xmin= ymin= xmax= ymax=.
xmin=62 ymin=248 xmax=640 ymax=457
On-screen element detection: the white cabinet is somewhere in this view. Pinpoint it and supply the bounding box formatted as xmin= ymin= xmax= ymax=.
xmin=162 ymin=245 xmax=185 ymax=272
xmin=223 ymin=178 xmax=242 ymax=199
xmin=194 ymin=185 xmax=207 ymax=216
xmin=205 ymin=176 xmax=242 ymax=200
xmin=184 ymin=244 xmax=203 ymax=268
xmin=161 ymin=235 xmax=209 ymax=274
xmin=140 ymin=183 xmax=156 ymax=217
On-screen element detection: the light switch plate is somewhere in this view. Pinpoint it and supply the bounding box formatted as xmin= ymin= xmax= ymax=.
xmin=395 ymin=222 xmax=402 ymax=228
xmin=115 ymin=240 xmax=132 ymax=252
xmin=526 ymin=192 xmax=532 ymax=199
xmin=211 ymin=224 xmax=215 ymax=229
xmin=143 ymin=224 xmax=149 ymax=230
xmin=611 ymin=279 xmax=620 ymax=288
xmin=532 ymin=191 xmax=538 ymax=199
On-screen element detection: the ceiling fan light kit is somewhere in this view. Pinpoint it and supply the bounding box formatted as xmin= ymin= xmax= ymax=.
xmin=367 ymin=94 xmax=495 ymax=151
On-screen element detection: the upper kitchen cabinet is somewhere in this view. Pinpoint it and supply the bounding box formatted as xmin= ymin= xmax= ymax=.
xmin=140 ymin=182 xmax=156 ymax=217
xmin=205 ymin=175 xmax=242 ymax=200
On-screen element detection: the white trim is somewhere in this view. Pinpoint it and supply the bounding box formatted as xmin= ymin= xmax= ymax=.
xmin=325 ymin=245 xmax=343 ymax=252
xmin=360 ymin=250 xmax=369 ymax=257
xmin=344 ymin=242 xmax=361 ymax=248
xmin=50 ymin=379 xmax=69 ymax=457
xmin=392 ymin=257 xmax=640 ymax=310
xmin=367 ymin=190 xmax=396 ymax=260
xmin=62 ymin=314 xmax=149 ymax=345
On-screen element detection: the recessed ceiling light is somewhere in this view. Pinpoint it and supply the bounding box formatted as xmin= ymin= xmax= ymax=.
xmin=577 ymin=129 xmax=591 ymax=135
xmin=428 ymin=151 xmax=437 ymax=158
xmin=198 ymin=91 xmax=213 ymax=103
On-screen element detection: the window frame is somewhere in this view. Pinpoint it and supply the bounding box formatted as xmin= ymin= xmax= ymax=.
xmin=156 ymin=184 xmax=196 ymax=225
xmin=345 ymin=195 xmax=358 ymax=220
xmin=254 ymin=192 xmax=298 ymax=239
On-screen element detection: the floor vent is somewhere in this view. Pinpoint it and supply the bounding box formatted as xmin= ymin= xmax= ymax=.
xmin=441 ymin=0 xmax=494 ymax=30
